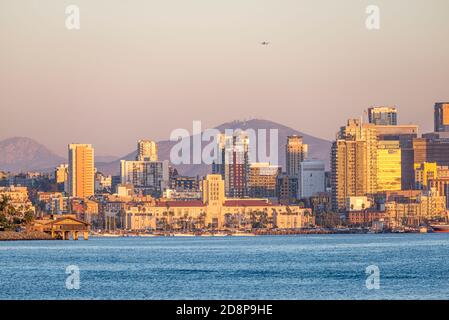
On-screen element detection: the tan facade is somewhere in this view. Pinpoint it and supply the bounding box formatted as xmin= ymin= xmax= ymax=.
xmin=286 ymin=135 xmax=308 ymax=176
xmin=385 ymin=190 xmax=447 ymax=225
xmin=0 ymin=186 xmax=35 ymax=214
xmin=137 ymin=140 xmax=158 ymax=161
xmin=68 ymin=144 xmax=94 ymax=198
xmin=248 ymin=163 xmax=280 ymax=198
xmin=122 ymin=175 xmax=312 ymax=231
xmin=331 ymin=119 xmax=378 ymax=211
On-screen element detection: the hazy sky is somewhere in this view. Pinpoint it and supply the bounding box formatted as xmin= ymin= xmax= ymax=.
xmin=1 ymin=0 xmax=448 ymax=157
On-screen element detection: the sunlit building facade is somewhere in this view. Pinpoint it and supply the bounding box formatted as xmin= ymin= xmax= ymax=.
xmin=434 ymin=102 xmax=449 ymax=132
xmin=68 ymin=144 xmax=95 ymax=198
xmin=137 ymin=139 xmax=158 ymax=161
xmin=368 ymin=106 xmax=398 ymax=125
xmin=286 ymin=135 xmax=308 ymax=176
xmin=376 ymin=140 xmax=401 ymax=192
xmin=331 ymin=119 xmax=377 ymax=211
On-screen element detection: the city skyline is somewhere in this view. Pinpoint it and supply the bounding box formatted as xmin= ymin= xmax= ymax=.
xmin=0 ymin=103 xmax=445 ymax=160
xmin=1 ymin=0 xmax=449 ymax=156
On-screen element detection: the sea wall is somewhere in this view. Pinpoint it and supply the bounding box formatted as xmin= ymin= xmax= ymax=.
xmin=0 ymin=231 xmax=53 ymax=241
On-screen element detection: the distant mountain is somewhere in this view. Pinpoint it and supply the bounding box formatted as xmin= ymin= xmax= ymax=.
xmin=0 ymin=120 xmax=332 ymax=176
xmin=95 ymin=155 xmax=119 ymax=163
xmin=96 ymin=119 xmax=332 ymax=176
xmin=0 ymin=137 xmax=65 ymax=173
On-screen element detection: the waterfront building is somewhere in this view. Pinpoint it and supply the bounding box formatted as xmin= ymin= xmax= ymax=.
xmin=286 ymin=135 xmax=308 ymax=176
xmin=30 ymin=215 xmax=90 ymax=240
xmin=68 ymin=144 xmax=95 ymax=198
xmin=368 ymin=106 xmax=398 ymax=125
xmin=376 ymin=140 xmax=401 ymax=192
xmin=414 ymin=162 xmax=449 ymax=208
xmin=212 ymin=131 xmax=250 ymax=198
xmin=305 ymin=192 xmax=332 ymax=214
xmin=434 ymin=102 xmax=449 ymax=132
xmin=428 ymin=177 xmax=449 ymax=210
xmin=385 ymin=188 xmax=446 ymax=226
xmin=0 ymin=186 xmax=36 ymax=218
xmin=346 ymin=196 xmax=373 ymax=211
xmin=298 ymin=160 xmax=325 ymax=198
xmin=122 ymin=174 xmax=313 ymax=231
xmin=347 ymin=211 xmax=385 ymax=227
xmin=137 ymin=139 xmax=158 ymax=161
xmin=248 ymin=162 xmax=281 ymax=198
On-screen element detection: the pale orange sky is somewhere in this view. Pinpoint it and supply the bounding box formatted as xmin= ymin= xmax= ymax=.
xmin=1 ymin=0 xmax=448 ymax=157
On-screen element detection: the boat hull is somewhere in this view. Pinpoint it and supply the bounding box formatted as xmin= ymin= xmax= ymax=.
xmin=431 ymin=225 xmax=449 ymax=233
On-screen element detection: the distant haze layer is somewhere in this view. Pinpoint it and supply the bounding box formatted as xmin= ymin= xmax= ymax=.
xmin=1 ymin=0 xmax=448 ymax=157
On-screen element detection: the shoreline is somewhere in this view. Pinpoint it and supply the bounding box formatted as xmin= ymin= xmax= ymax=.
xmin=1 ymin=229 xmax=441 ymax=241
xmin=0 ymin=231 xmax=53 ymax=241
xmin=92 ymin=228 xmax=438 ymax=238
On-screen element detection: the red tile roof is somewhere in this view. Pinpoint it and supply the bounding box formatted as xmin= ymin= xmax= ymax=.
xmin=223 ymin=199 xmax=271 ymax=207
xmin=155 ymin=200 xmax=205 ymax=207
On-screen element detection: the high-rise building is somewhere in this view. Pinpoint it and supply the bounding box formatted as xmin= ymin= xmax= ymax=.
xmin=202 ymin=174 xmax=225 ymax=207
xmin=376 ymin=140 xmax=401 ymax=192
xmin=428 ymin=166 xmax=449 ymax=210
xmin=248 ymin=162 xmax=281 ymax=198
xmin=137 ymin=140 xmax=158 ymax=161
xmin=374 ymin=125 xmax=418 ymax=190
xmin=212 ymin=131 xmax=250 ymax=198
xmin=55 ymin=164 xmax=69 ymax=193
xmin=413 ymin=134 xmax=449 ymax=167
xmin=276 ymin=173 xmax=299 ymax=205
xmin=120 ymin=160 xmax=169 ymax=197
xmin=414 ymin=162 xmax=449 ymax=191
xmin=298 ymin=160 xmax=325 ymax=198
xmin=285 ymin=135 xmax=308 ymax=176
xmin=68 ymin=144 xmax=95 ymax=198
xmin=434 ymin=102 xmax=449 ymax=132
xmin=331 ymin=119 xmax=377 ymax=211
xmin=368 ymin=106 xmax=398 ymax=125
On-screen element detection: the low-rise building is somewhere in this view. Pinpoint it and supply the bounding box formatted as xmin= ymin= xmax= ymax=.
xmin=122 ymin=174 xmax=313 ymax=231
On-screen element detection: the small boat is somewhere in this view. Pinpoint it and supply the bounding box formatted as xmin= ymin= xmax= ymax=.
xmin=430 ymin=224 xmax=449 ymax=233
xmin=231 ymin=232 xmax=256 ymax=237
xmin=419 ymin=226 xmax=428 ymax=233
xmin=98 ymin=233 xmax=122 ymax=237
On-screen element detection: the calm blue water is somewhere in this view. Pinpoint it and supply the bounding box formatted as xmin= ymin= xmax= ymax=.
xmin=1 ymin=234 xmax=449 ymax=300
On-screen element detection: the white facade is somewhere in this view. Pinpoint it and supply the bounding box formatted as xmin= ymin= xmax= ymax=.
xmin=347 ymin=196 xmax=373 ymax=212
xmin=120 ymin=160 xmax=169 ymax=196
xmin=299 ymin=160 xmax=325 ymax=198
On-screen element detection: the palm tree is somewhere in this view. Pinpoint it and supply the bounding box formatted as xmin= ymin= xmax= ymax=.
xmin=0 ymin=195 xmax=9 ymax=212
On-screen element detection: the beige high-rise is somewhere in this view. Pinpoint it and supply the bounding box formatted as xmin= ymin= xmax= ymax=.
xmin=331 ymin=119 xmax=377 ymax=211
xmin=68 ymin=144 xmax=95 ymax=198
xmin=286 ymin=135 xmax=308 ymax=176
xmin=137 ymin=140 xmax=158 ymax=161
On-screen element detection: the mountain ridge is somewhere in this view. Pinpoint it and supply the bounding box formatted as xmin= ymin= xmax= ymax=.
xmin=0 ymin=119 xmax=332 ymax=175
